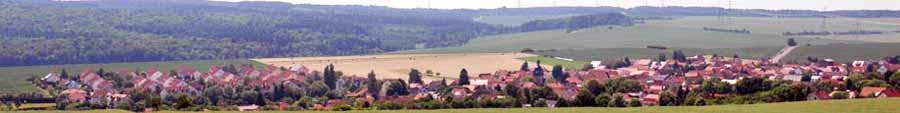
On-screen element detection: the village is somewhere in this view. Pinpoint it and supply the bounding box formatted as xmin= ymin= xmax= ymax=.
xmin=33 ymin=53 xmax=900 ymax=112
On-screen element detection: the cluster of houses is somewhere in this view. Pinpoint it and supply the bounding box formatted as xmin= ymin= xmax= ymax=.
xmin=36 ymin=54 xmax=900 ymax=110
xmin=39 ymin=65 xmax=314 ymax=106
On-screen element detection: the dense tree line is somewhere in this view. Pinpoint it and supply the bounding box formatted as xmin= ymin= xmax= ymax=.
xmin=0 ymin=0 xmax=508 ymax=67
xmin=519 ymin=13 xmax=633 ymax=32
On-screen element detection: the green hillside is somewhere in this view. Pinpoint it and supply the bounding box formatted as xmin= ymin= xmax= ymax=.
xmin=14 ymin=98 xmax=900 ymax=113
xmin=784 ymin=43 xmax=900 ymax=62
xmin=532 ymin=47 xmax=783 ymax=62
xmin=400 ymin=16 xmax=900 ymax=54
xmin=0 ymin=59 xmax=262 ymax=93
xmin=474 ymin=14 xmax=587 ymax=27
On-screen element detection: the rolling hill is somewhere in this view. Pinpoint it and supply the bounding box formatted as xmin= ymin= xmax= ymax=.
xmin=400 ymin=17 xmax=872 ymax=54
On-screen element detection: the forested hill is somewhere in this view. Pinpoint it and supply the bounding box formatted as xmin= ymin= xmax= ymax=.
xmin=520 ymin=13 xmax=633 ymax=32
xmin=0 ymin=0 xmax=511 ymax=67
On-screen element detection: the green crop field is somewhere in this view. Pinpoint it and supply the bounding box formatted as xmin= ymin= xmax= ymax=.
xmin=400 ymin=16 xmax=900 ymax=54
xmin=13 ymin=98 xmax=900 ymax=113
xmin=531 ymin=47 xmax=783 ymax=62
xmin=474 ymin=14 xmax=587 ymax=27
xmin=783 ymin=43 xmax=900 ymax=63
xmin=0 ymin=59 xmax=263 ymax=93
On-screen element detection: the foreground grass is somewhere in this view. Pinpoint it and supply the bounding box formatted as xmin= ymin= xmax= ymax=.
xmin=13 ymin=98 xmax=900 ymax=113
xmin=0 ymin=59 xmax=263 ymax=93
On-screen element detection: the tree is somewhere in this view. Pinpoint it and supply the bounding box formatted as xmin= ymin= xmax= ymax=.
xmin=831 ymin=91 xmax=849 ymax=99
xmin=174 ymin=94 xmax=193 ymax=110
xmin=520 ymin=62 xmax=530 ymax=71
xmin=736 ymin=77 xmax=771 ymax=94
xmin=409 ymin=69 xmax=423 ymax=84
xmin=594 ymin=94 xmax=611 ymax=107
xmin=581 ymin=64 xmax=594 ymax=71
xmin=658 ymin=91 xmax=676 ymax=106
xmin=458 ymin=69 xmax=470 ymax=85
xmin=891 ymin=71 xmax=900 ymax=88
xmin=609 ymin=94 xmax=627 ymax=107
xmin=672 ymin=50 xmax=687 ymax=62
xmin=584 ymin=80 xmax=606 ymax=95
xmin=574 ymin=89 xmax=596 ymax=106
xmin=367 ymin=71 xmax=380 ymax=97
xmin=787 ymin=38 xmax=798 ymax=46
xmin=60 ymin=69 xmax=70 ymax=79
xmin=503 ymin=84 xmax=521 ymax=98
xmin=629 ymin=98 xmax=642 ymax=107
xmin=606 ymin=78 xmax=642 ymax=93
xmin=386 ymin=80 xmax=409 ymax=96
xmin=551 ymin=65 xmax=567 ymax=83
xmin=308 ymin=81 xmax=330 ymax=97
xmin=323 ymin=64 xmax=337 ymax=89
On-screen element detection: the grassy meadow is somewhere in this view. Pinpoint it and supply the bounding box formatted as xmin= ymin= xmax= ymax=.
xmin=402 ymin=17 xmax=878 ymax=54
xmin=783 ymin=43 xmax=900 ymax=63
xmin=11 ymin=98 xmax=900 ymax=113
xmin=0 ymin=59 xmax=263 ymax=93
xmin=531 ymin=47 xmax=783 ymax=62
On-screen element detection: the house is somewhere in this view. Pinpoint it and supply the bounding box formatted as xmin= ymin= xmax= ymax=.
xmin=860 ymin=87 xmax=900 ymax=98
xmin=61 ymin=89 xmax=87 ymax=102
xmin=642 ymin=94 xmax=659 ymax=105
xmin=41 ymin=73 xmax=61 ymax=83
xmin=450 ymin=87 xmax=471 ymax=101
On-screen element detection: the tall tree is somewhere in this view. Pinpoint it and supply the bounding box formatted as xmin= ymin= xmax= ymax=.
xmin=552 ymin=65 xmax=567 ymax=83
xmin=584 ymin=80 xmax=606 ymax=95
xmin=521 ymin=62 xmax=530 ymax=71
xmin=575 ymin=89 xmax=596 ymax=106
xmin=408 ymin=69 xmax=423 ymax=84
xmin=458 ymin=68 xmax=470 ymax=85
xmin=323 ymin=64 xmax=337 ymax=89
xmin=787 ymin=38 xmax=798 ymax=46
xmin=367 ymin=70 xmax=379 ymax=95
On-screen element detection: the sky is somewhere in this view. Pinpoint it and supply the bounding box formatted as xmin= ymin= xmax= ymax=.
xmin=211 ymin=0 xmax=900 ymax=11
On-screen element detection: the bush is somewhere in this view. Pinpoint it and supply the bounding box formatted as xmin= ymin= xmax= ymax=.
xmin=629 ymin=98 xmax=642 ymax=107
xmin=332 ymin=104 xmax=352 ymax=111
xmin=377 ymin=101 xmax=404 ymax=110
xmin=831 ymin=91 xmax=849 ymax=99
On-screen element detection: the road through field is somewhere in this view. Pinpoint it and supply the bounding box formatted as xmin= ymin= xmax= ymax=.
xmin=770 ymin=46 xmax=797 ymax=63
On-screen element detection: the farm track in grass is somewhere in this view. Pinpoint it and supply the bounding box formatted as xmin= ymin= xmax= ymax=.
xmin=0 ymin=59 xmax=263 ymax=93
xmin=14 ymin=98 xmax=900 ymax=113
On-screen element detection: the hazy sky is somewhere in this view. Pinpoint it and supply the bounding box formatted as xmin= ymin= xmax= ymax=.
xmin=212 ymin=0 xmax=900 ymax=11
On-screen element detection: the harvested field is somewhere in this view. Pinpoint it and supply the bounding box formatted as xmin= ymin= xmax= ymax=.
xmin=253 ymin=53 xmax=543 ymax=81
